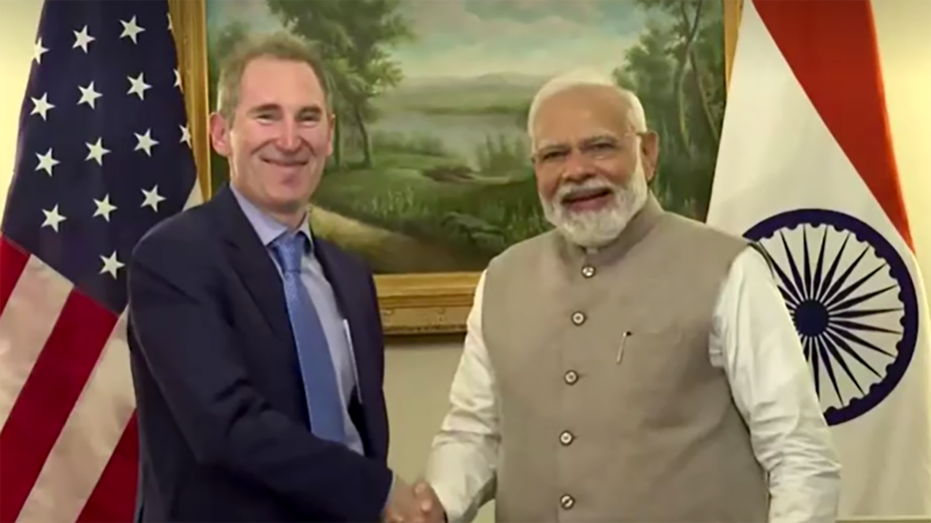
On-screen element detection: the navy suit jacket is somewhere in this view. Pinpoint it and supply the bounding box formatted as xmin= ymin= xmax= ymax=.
xmin=126 ymin=186 xmax=393 ymax=522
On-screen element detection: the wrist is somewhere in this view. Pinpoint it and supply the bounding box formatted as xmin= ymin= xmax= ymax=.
xmin=380 ymin=472 xmax=396 ymax=519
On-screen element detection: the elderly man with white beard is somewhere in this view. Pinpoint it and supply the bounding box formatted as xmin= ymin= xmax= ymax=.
xmin=410 ymin=70 xmax=843 ymax=523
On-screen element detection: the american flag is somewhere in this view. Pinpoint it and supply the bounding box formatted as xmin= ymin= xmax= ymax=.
xmin=0 ymin=1 xmax=199 ymax=521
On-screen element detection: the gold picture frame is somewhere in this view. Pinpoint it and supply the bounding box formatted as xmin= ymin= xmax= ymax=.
xmin=167 ymin=0 xmax=744 ymax=337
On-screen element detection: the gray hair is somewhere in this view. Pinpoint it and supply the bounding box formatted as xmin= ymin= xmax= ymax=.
xmin=215 ymin=31 xmax=331 ymax=122
xmin=526 ymin=69 xmax=647 ymax=148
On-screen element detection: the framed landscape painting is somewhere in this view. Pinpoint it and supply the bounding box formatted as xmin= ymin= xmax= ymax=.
xmin=169 ymin=0 xmax=743 ymax=335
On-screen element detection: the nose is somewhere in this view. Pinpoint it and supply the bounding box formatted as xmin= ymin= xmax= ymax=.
xmin=561 ymin=149 xmax=593 ymax=182
xmin=276 ymin=118 xmax=302 ymax=152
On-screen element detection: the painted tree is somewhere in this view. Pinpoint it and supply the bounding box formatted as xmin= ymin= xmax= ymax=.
xmin=207 ymin=20 xmax=248 ymax=193
xmin=614 ymin=0 xmax=726 ymax=219
xmin=266 ymin=0 xmax=413 ymax=169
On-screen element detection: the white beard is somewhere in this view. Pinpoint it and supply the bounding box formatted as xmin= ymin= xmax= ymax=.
xmin=540 ymin=159 xmax=650 ymax=248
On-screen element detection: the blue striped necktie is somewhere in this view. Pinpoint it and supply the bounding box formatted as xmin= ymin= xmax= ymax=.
xmin=270 ymin=231 xmax=346 ymax=444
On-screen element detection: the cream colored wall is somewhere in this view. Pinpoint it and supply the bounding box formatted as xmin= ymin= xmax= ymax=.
xmin=0 ymin=2 xmax=927 ymax=522
xmin=0 ymin=1 xmax=43 ymax=212
xmin=384 ymin=338 xmax=496 ymax=522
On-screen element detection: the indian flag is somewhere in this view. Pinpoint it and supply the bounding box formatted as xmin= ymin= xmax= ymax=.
xmin=708 ymin=0 xmax=931 ymax=519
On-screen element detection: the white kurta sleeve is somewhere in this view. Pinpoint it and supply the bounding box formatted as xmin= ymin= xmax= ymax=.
xmin=713 ymin=247 xmax=842 ymax=523
xmin=424 ymin=271 xmax=500 ymax=523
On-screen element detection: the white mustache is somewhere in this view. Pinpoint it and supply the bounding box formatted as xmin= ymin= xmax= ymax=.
xmin=555 ymin=178 xmax=617 ymax=201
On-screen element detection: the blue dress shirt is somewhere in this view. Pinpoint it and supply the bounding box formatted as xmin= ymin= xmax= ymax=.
xmin=231 ymin=186 xmax=365 ymax=455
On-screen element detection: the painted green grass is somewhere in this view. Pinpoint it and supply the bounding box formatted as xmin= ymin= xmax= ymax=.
xmin=312 ymin=151 xmax=550 ymax=258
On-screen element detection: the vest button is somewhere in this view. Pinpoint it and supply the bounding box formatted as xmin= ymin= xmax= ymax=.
xmin=571 ymin=311 xmax=586 ymax=325
xmin=559 ymin=430 xmax=574 ymax=445
xmin=581 ymin=265 xmax=595 ymax=278
xmin=564 ymin=370 xmax=578 ymax=384
xmin=560 ymin=494 xmax=575 ymax=509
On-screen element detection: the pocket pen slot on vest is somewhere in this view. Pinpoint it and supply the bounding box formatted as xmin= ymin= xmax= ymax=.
xmin=616 ymin=331 xmax=631 ymax=364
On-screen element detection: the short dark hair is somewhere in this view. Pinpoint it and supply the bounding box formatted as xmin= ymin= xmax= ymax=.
xmin=215 ymin=31 xmax=330 ymax=121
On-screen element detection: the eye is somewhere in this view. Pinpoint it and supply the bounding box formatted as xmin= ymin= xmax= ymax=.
xmin=298 ymin=113 xmax=321 ymax=124
xmin=540 ymin=150 xmax=566 ymax=161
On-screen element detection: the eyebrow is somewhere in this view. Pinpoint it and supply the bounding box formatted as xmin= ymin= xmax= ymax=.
xmin=580 ymin=134 xmax=620 ymax=146
xmin=248 ymin=103 xmax=323 ymax=116
xmin=537 ymin=133 xmax=619 ymax=153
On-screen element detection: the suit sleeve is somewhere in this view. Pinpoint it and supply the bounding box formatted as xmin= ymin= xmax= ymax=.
xmin=127 ymin=230 xmax=393 ymax=521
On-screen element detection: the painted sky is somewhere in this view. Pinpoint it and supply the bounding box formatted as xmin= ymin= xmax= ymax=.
xmin=207 ymin=0 xmax=676 ymax=79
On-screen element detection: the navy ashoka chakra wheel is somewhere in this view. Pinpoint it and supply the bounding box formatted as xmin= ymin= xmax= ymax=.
xmin=743 ymin=208 xmax=919 ymax=426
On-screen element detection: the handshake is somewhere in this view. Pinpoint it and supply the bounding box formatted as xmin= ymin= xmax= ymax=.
xmin=383 ymin=476 xmax=446 ymax=523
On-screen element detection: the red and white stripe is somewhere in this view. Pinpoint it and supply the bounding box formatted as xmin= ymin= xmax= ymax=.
xmin=0 ymin=182 xmax=202 ymax=523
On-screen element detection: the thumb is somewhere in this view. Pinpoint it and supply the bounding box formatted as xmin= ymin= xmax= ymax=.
xmin=413 ymin=477 xmax=429 ymax=493
xmin=413 ymin=480 xmax=433 ymax=509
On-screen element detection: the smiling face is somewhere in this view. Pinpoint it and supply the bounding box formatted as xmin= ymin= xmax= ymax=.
xmin=210 ymin=56 xmax=333 ymax=226
xmin=530 ymin=84 xmax=658 ymax=247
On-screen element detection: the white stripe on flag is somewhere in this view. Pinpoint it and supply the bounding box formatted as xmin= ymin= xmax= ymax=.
xmin=0 ymin=255 xmax=71 ymax=432
xmin=17 ymin=312 xmax=134 ymax=523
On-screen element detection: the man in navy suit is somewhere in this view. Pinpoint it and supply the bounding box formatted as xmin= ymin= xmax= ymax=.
xmin=127 ymin=32 xmax=428 ymax=522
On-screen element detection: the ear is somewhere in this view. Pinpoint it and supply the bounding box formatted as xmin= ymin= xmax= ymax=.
xmin=209 ymin=112 xmax=232 ymax=157
xmin=639 ymin=130 xmax=660 ymax=183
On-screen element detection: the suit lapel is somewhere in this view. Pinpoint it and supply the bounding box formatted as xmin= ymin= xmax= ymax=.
xmin=313 ymin=240 xmax=372 ymax=400
xmin=212 ymin=186 xmax=293 ymax=347
xmin=314 ymin=239 xmax=384 ymax=455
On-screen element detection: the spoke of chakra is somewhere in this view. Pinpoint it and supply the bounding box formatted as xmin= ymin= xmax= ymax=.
xmin=822 ymin=328 xmax=883 ymax=380
xmin=822 ymin=244 xmax=870 ymax=305
xmin=802 ymin=226 xmax=813 ymax=300
xmin=762 ymin=245 xmax=803 ymax=307
xmin=811 ymin=227 xmax=829 ymax=302
xmin=810 ymin=338 xmax=822 ymax=395
xmin=802 ymin=335 xmax=812 ymax=360
xmin=817 ymin=332 xmax=863 ymax=402
xmin=828 ymin=283 xmax=899 ymax=323
xmin=826 ymin=323 xmax=894 ymax=358
xmin=825 ymin=262 xmax=886 ymax=310
xmin=832 ymin=317 xmax=900 ymax=335
xmin=812 ymin=336 xmax=844 ymax=404
xmin=831 ymin=305 xmax=903 ymax=320
xmin=779 ymin=230 xmax=807 ymax=303
xmin=815 ymin=233 xmax=851 ymax=303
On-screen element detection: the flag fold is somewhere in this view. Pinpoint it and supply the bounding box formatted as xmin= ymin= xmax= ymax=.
xmin=0 ymin=1 xmax=198 ymax=521
xmin=709 ymin=0 xmax=931 ymax=518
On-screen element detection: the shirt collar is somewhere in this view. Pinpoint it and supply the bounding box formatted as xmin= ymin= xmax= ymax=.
xmin=230 ymin=184 xmax=313 ymax=253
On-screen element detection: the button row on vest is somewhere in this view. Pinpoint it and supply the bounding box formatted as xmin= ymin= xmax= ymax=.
xmin=571 ymin=311 xmax=585 ymax=325
xmin=560 ymin=494 xmax=575 ymax=510
xmin=559 ymin=430 xmax=574 ymax=445
xmin=564 ymin=370 xmax=578 ymax=384
xmin=581 ymin=265 xmax=595 ymax=278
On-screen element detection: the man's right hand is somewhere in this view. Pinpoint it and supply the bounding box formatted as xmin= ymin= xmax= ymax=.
xmin=414 ymin=480 xmax=445 ymax=523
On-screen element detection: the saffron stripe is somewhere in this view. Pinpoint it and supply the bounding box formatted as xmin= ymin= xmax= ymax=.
xmin=754 ymin=0 xmax=913 ymax=249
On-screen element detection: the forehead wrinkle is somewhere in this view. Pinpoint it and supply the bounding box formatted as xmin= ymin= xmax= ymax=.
xmin=533 ymin=127 xmax=620 ymax=153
